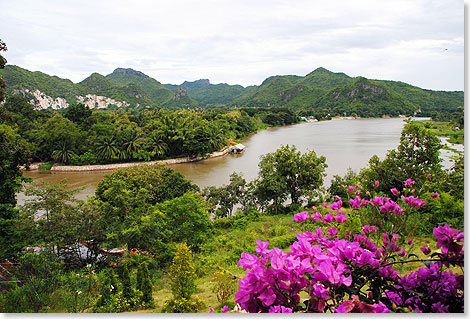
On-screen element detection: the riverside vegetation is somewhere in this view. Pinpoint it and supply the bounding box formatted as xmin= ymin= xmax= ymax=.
xmin=0 ymin=39 xmax=465 ymax=313
xmin=0 ymin=118 xmax=464 ymax=313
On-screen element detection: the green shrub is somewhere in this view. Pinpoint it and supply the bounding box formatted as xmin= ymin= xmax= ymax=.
xmin=162 ymin=296 xmax=205 ymax=313
xmin=0 ymin=251 xmax=64 ymax=312
xmin=211 ymin=269 xmax=237 ymax=303
xmin=269 ymin=233 xmax=297 ymax=249
xmin=91 ymin=268 xmax=118 ymax=311
xmin=169 ymin=243 xmax=197 ymax=300
xmin=140 ymin=263 xmax=153 ymax=304
xmin=38 ymin=161 xmax=54 ymax=170
xmin=121 ymin=264 xmax=131 ymax=299
xmin=111 ymin=289 xmax=144 ymax=312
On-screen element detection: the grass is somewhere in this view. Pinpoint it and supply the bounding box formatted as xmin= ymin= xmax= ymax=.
xmin=38 ymin=161 xmax=54 ymax=170
xmin=414 ymin=120 xmax=464 ymax=145
xmin=141 ymin=210 xmax=455 ymax=313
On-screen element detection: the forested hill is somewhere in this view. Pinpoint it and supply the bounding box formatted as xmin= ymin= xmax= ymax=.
xmin=230 ymin=68 xmax=463 ymax=116
xmin=0 ymin=65 xmax=197 ymax=110
xmin=0 ymin=65 xmax=463 ymax=116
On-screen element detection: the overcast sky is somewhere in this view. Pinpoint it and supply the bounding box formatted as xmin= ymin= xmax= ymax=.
xmin=0 ymin=0 xmax=464 ymax=91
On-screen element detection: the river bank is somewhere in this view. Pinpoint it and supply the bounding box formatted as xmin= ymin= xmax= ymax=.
xmin=23 ymin=145 xmax=236 ymax=172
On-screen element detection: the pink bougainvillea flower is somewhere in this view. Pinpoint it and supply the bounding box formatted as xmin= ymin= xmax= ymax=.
xmin=327 ymin=227 xmax=338 ymax=238
xmin=403 ymin=196 xmax=426 ymax=209
xmin=368 ymin=196 xmax=384 ymax=206
xmin=255 ymin=240 xmax=271 ymax=255
xmin=407 ymin=238 xmax=414 ymax=245
xmin=332 ymin=299 xmax=355 ymax=313
xmin=431 ymin=192 xmax=440 ymax=199
xmin=403 ymin=178 xmax=415 ymax=188
xmin=335 ymin=212 xmax=348 ymax=223
xmin=420 ymin=246 xmax=431 ymax=255
xmin=221 ymin=305 xmax=228 ymax=313
xmin=433 ymin=224 xmax=464 ymax=255
xmin=390 ymin=188 xmax=400 ymax=196
xmin=330 ymin=200 xmax=342 ymax=211
xmin=374 ymin=180 xmax=380 ymax=187
xmin=314 ymin=259 xmax=352 ymax=286
xmin=268 ymin=305 xmax=293 ymax=313
xmin=349 ymin=196 xmax=364 ymax=209
xmin=321 ymin=213 xmax=334 ymax=223
xmin=238 ymin=252 xmax=260 ymax=270
xmin=311 ymin=211 xmax=322 ymax=221
xmin=334 ymin=195 xmax=341 ymax=201
xmin=427 ymin=173 xmax=432 ymax=179
xmin=292 ymin=211 xmax=309 ymax=222
xmin=347 ymin=186 xmax=355 ymax=193
xmin=209 ymin=307 xmax=215 ymax=313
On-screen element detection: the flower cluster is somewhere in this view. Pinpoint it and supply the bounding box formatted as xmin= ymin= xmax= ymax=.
xmin=235 ymin=179 xmax=463 ymax=313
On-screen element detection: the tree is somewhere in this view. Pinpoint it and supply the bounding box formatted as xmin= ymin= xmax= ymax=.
xmin=153 ymin=192 xmax=211 ymax=250
xmin=118 ymin=128 xmax=143 ymax=160
xmin=120 ymin=263 xmax=132 ymax=299
xmin=52 ymin=141 xmax=75 ymax=164
xmin=95 ymin=164 xmax=199 ymax=206
xmin=0 ymin=39 xmax=7 ymax=104
xmin=140 ymin=263 xmax=153 ymax=304
xmin=20 ymin=181 xmax=83 ymax=255
xmin=255 ymin=145 xmax=327 ymax=211
xmin=169 ymin=243 xmax=196 ymax=300
xmin=64 ymin=103 xmax=92 ymax=126
xmin=31 ymin=113 xmax=83 ymax=162
xmin=360 ymin=121 xmax=443 ymax=195
xmin=203 ymin=172 xmax=248 ymax=218
xmin=0 ymin=124 xmax=32 ymax=205
xmin=94 ymin=135 xmax=119 ymax=162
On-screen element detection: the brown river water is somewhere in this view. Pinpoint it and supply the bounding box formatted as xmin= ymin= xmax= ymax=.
xmin=19 ymin=117 xmax=442 ymax=205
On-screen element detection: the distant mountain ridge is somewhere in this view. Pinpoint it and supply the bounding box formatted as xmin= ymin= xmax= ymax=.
xmin=0 ymin=65 xmax=463 ymax=116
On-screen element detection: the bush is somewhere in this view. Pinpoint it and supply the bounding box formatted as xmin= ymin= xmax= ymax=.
xmin=0 ymin=250 xmax=64 ymax=312
xmin=162 ymin=296 xmax=205 ymax=313
xmin=140 ymin=263 xmax=154 ymax=305
xmin=211 ymin=269 xmax=237 ymax=303
xmin=38 ymin=162 xmax=54 ymax=170
xmin=169 ymin=243 xmax=197 ymax=300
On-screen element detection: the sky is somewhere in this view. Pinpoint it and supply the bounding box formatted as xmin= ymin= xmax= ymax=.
xmin=0 ymin=0 xmax=465 ymax=91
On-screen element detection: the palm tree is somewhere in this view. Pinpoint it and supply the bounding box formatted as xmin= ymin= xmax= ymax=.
xmin=148 ymin=133 xmax=168 ymax=158
xmin=120 ymin=129 xmax=144 ymax=160
xmin=52 ymin=142 xmax=75 ymax=164
xmin=95 ymin=135 xmax=119 ymax=162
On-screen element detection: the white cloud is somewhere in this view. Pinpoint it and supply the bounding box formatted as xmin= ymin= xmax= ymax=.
xmin=0 ymin=0 xmax=464 ymax=90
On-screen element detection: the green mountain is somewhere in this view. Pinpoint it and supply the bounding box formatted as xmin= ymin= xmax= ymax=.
xmin=106 ymin=68 xmax=176 ymax=106
xmin=314 ymin=77 xmax=418 ymax=117
xmin=0 ymin=65 xmax=81 ymax=101
xmin=231 ymin=68 xmax=462 ymax=116
xmin=164 ymin=79 xmax=247 ymax=105
xmin=299 ymin=67 xmax=353 ymax=89
xmin=0 ymin=65 xmax=197 ymax=109
xmin=0 ymin=65 xmax=463 ymax=115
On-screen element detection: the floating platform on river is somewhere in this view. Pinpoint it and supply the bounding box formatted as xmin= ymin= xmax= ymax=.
xmin=231 ymin=143 xmax=246 ymax=154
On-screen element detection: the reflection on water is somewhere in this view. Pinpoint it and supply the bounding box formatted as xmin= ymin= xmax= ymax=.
xmin=18 ymin=117 xmax=454 ymax=205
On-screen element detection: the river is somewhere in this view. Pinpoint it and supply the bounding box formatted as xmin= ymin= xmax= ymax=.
xmin=18 ymin=117 xmax=452 ymax=205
